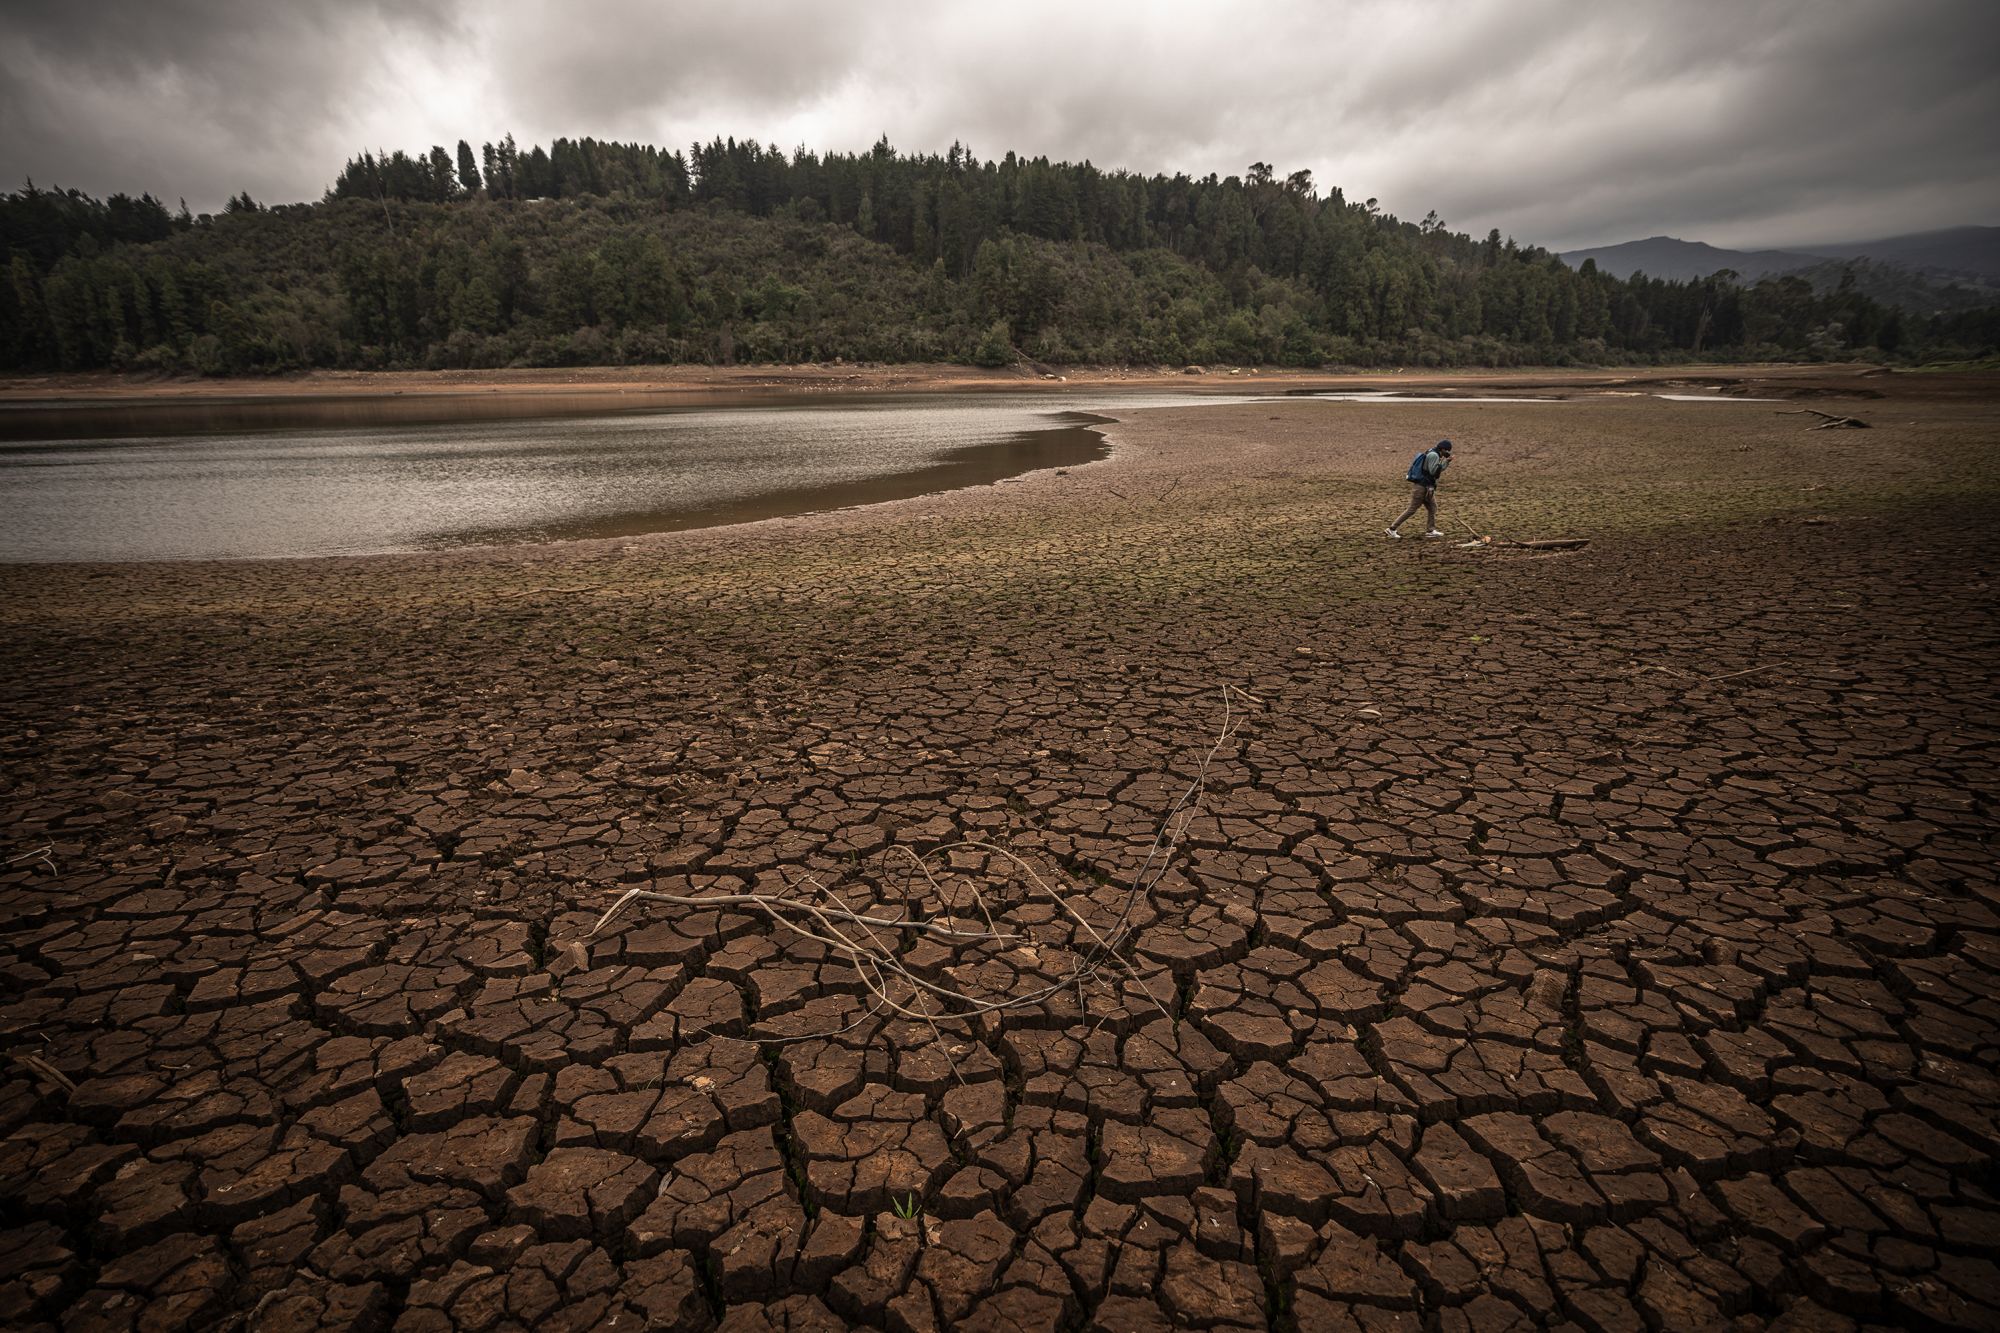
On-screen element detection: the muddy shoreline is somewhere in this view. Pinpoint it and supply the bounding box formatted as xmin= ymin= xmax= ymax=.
xmin=0 ymin=362 xmax=1843 ymax=446
xmin=0 ymin=358 xmax=1880 ymax=410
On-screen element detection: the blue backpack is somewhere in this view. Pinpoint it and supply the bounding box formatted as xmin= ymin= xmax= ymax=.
xmin=1406 ymin=450 xmax=1434 ymax=484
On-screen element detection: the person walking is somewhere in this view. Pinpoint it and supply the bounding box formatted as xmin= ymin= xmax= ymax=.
xmin=1387 ymin=439 xmax=1452 ymax=538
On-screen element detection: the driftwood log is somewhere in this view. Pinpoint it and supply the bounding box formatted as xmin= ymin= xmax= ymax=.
xmin=1457 ymin=534 xmax=1591 ymax=552
xmin=1780 ymin=409 xmax=1870 ymax=429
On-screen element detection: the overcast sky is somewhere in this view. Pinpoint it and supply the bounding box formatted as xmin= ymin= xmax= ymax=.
xmin=3 ymin=0 xmax=1995 ymax=252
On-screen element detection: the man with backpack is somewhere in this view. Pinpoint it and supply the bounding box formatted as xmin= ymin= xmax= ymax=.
xmin=1386 ymin=439 xmax=1453 ymax=538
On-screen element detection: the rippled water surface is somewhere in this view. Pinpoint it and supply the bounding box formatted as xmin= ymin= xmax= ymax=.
xmin=0 ymin=392 xmax=1273 ymax=563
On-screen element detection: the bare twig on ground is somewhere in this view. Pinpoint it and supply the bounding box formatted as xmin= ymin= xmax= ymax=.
xmin=498 ymin=585 xmax=614 ymax=599
xmin=1503 ymin=537 xmax=1590 ymax=551
xmin=573 ymin=686 xmax=1258 ymax=1044
xmin=1448 ymin=512 xmax=1587 ymax=552
xmin=587 ymin=890 xmax=1019 ymax=943
xmin=1780 ymin=409 xmax=1870 ymax=429
xmin=3 ymin=845 xmax=56 ymax=873
xmin=1702 ymin=664 xmax=1778 ymax=683
xmin=8 ymin=1052 xmax=75 ymax=1095
xmin=1636 ymin=661 xmax=1781 ymax=684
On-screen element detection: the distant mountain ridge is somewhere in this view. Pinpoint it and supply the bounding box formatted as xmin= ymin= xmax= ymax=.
xmin=1561 ymin=226 xmax=2000 ymax=285
xmin=1789 ymin=226 xmax=2000 ymax=282
xmin=1559 ymin=236 xmax=1823 ymax=282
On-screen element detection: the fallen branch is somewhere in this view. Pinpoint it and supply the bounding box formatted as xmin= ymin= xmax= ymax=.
xmin=497 ymin=585 xmax=614 ymax=599
xmin=1780 ymin=409 xmax=1869 ymax=429
xmin=3 ymin=845 xmax=56 ymax=873
xmin=1703 ymin=664 xmax=1777 ymax=683
xmin=8 ymin=1052 xmax=75 ymax=1096
xmin=1636 ymin=661 xmax=1780 ymax=684
xmin=572 ymin=686 xmax=1258 ymax=1043
xmin=587 ymin=890 xmax=1020 ymax=942
xmin=1450 ymin=513 xmax=1587 ymax=551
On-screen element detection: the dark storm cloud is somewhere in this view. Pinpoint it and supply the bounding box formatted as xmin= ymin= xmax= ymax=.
xmin=487 ymin=1 xmax=871 ymax=126
xmin=3 ymin=0 xmax=1995 ymax=249
xmin=0 ymin=0 xmax=464 ymax=208
xmin=1402 ymin=0 xmax=2000 ymax=247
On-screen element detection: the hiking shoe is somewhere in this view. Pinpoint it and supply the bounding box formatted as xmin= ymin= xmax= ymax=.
xmin=1424 ymin=529 xmax=1446 ymax=538
xmin=1385 ymin=527 xmax=1402 ymax=539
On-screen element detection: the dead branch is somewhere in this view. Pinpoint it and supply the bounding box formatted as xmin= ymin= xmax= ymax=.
xmin=587 ymin=889 xmax=1018 ymax=943
xmin=1780 ymin=409 xmax=1869 ymax=429
xmin=497 ymin=585 xmax=614 ymax=599
xmin=570 ymin=686 xmax=1258 ymax=1043
xmin=1702 ymin=664 xmax=1777 ymax=683
xmin=3 ymin=845 xmax=56 ymax=873
xmin=9 ymin=1052 xmax=75 ymax=1096
xmin=1449 ymin=513 xmax=1587 ymax=551
xmin=1636 ymin=661 xmax=1780 ymax=684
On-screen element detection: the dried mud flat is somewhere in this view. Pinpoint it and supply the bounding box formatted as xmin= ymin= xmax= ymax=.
xmin=1 ymin=370 xmax=1997 ymax=1332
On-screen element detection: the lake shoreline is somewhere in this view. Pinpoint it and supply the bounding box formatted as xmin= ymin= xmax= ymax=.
xmin=1 ymin=364 xmax=1976 ymax=565
xmin=0 ymin=359 xmax=1891 ymax=409
xmin=0 ymin=391 xmax=1130 ymax=562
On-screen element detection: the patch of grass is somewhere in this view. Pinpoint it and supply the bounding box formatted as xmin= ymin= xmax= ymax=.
xmin=1906 ymin=355 xmax=2000 ymax=373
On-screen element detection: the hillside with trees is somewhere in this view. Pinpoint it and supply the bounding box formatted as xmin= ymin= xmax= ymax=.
xmin=4 ymin=135 xmax=1995 ymax=375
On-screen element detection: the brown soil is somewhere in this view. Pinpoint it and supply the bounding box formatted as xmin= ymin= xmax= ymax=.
xmin=1 ymin=367 xmax=1997 ymax=1329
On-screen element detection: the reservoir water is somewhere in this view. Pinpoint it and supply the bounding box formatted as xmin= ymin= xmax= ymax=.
xmin=0 ymin=385 xmax=1574 ymax=562
xmin=0 ymin=392 xmax=1226 ymax=563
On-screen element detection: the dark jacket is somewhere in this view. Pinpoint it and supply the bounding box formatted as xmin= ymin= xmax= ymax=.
xmin=1406 ymin=449 xmax=1449 ymax=487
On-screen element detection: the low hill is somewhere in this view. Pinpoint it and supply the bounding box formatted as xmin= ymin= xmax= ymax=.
xmin=1557 ymin=236 xmax=1822 ymax=282
xmin=1791 ymin=225 xmax=2000 ymax=282
xmin=2 ymin=137 xmax=1994 ymax=374
xmin=1561 ymin=229 xmax=2000 ymax=315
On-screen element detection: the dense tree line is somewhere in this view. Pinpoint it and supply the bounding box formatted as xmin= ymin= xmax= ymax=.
xmin=3 ymin=138 xmax=1995 ymax=375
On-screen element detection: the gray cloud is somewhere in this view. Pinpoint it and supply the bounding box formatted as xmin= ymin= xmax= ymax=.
xmin=2 ymin=0 xmax=1994 ymax=250
xmin=1 ymin=0 xmax=467 ymax=208
xmin=486 ymin=1 xmax=874 ymax=126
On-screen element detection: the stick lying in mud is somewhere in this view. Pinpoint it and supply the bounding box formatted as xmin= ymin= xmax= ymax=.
xmin=587 ymin=888 xmax=1018 ymax=942
xmin=1635 ymin=660 xmax=1780 ymax=684
xmin=577 ymin=685 xmax=1260 ymax=1042
xmin=3 ymin=845 xmax=57 ymax=874
xmin=1780 ymin=408 xmax=1870 ymax=429
xmin=1450 ymin=513 xmax=1588 ymax=551
xmin=8 ymin=1051 xmax=75 ymax=1096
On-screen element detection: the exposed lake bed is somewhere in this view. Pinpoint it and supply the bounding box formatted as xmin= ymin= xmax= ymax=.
xmin=0 ymin=362 xmax=1885 ymax=562
xmin=2 ymin=363 xmax=1996 ymax=1331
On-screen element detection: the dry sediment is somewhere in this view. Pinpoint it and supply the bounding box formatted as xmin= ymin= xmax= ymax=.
xmin=0 ymin=370 xmax=1997 ymax=1330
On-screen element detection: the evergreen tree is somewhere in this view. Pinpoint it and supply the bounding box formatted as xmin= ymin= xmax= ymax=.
xmin=0 ymin=142 xmax=1989 ymax=373
xmin=972 ymin=318 xmax=1014 ymax=366
xmin=429 ymin=146 xmax=456 ymax=201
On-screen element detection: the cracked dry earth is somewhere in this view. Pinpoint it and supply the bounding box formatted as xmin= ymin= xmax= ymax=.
xmin=1 ymin=373 xmax=1998 ymax=1332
